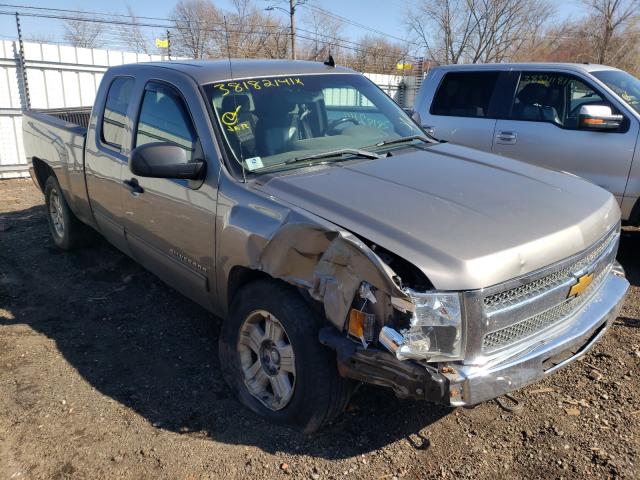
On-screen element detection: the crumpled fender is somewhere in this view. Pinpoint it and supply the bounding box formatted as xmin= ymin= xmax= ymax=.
xmin=220 ymin=195 xmax=410 ymax=329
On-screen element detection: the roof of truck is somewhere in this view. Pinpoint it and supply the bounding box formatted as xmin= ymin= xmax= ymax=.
xmin=431 ymin=62 xmax=622 ymax=74
xmin=112 ymin=59 xmax=356 ymax=84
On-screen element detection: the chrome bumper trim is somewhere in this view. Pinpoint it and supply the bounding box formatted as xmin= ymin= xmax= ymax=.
xmin=445 ymin=272 xmax=629 ymax=406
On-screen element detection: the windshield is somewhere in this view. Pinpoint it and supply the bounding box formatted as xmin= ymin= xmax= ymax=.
xmin=592 ymin=69 xmax=640 ymax=115
xmin=204 ymin=74 xmax=425 ymax=173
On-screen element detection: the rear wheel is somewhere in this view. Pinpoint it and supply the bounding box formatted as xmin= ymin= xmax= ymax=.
xmin=44 ymin=176 xmax=89 ymax=250
xmin=219 ymin=280 xmax=353 ymax=433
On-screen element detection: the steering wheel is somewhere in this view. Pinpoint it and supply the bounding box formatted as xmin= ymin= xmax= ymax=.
xmin=328 ymin=117 xmax=360 ymax=134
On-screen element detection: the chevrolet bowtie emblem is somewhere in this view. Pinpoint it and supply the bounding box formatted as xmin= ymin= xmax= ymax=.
xmin=568 ymin=272 xmax=594 ymax=298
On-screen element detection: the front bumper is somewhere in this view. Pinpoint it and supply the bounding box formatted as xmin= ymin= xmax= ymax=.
xmin=445 ymin=271 xmax=629 ymax=406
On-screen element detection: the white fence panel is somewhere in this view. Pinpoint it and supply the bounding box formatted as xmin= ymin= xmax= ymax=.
xmin=0 ymin=40 xmax=175 ymax=178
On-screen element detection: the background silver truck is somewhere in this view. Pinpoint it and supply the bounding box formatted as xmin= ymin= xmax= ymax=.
xmin=23 ymin=59 xmax=628 ymax=432
xmin=413 ymin=63 xmax=640 ymax=224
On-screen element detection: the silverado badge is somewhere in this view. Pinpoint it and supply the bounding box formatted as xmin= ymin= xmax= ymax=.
xmin=568 ymin=272 xmax=594 ymax=298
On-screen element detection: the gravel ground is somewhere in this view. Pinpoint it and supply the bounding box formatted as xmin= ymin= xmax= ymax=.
xmin=0 ymin=178 xmax=638 ymax=480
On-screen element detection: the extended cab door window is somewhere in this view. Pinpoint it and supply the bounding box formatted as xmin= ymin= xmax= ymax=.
xmin=424 ymin=71 xmax=500 ymax=152
xmin=430 ymin=72 xmax=499 ymax=118
xmin=101 ymin=76 xmax=134 ymax=150
xmin=135 ymin=83 xmax=199 ymax=162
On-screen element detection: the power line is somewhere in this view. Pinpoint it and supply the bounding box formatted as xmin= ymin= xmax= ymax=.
xmin=301 ymin=3 xmax=420 ymax=47
xmin=0 ymin=9 xmax=417 ymax=61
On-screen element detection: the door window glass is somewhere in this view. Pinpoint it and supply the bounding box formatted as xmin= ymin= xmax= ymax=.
xmin=430 ymin=72 xmax=499 ymax=118
xmin=135 ymin=84 xmax=198 ymax=162
xmin=511 ymin=72 xmax=613 ymax=129
xmin=101 ymin=77 xmax=134 ymax=149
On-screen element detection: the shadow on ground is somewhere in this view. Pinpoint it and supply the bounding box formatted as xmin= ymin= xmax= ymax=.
xmin=0 ymin=204 xmax=450 ymax=459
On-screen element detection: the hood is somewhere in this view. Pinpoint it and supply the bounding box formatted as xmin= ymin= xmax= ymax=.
xmin=253 ymin=143 xmax=619 ymax=290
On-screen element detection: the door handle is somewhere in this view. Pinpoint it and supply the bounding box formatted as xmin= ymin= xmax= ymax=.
xmin=496 ymin=131 xmax=517 ymax=145
xmin=123 ymin=178 xmax=144 ymax=196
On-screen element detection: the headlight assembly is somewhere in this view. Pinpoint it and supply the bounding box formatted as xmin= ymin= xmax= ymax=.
xmin=381 ymin=290 xmax=464 ymax=362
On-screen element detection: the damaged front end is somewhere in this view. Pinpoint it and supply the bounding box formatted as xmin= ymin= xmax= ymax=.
xmin=302 ymin=236 xmax=458 ymax=404
xmin=221 ymin=202 xmax=456 ymax=405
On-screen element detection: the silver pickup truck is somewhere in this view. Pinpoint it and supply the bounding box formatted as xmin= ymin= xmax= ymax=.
xmin=23 ymin=59 xmax=629 ymax=432
xmin=413 ymin=63 xmax=640 ymax=223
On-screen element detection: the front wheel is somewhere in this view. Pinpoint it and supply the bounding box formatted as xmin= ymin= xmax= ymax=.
xmin=219 ymin=280 xmax=353 ymax=433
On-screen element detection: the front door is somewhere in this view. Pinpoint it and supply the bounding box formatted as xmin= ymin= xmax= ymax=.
xmin=492 ymin=71 xmax=638 ymax=203
xmin=121 ymin=80 xmax=215 ymax=308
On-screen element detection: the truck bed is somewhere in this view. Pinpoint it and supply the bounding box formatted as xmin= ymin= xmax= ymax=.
xmin=23 ymin=107 xmax=93 ymax=226
xmin=27 ymin=107 xmax=92 ymax=131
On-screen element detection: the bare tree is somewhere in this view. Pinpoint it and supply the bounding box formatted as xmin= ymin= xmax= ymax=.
xmin=117 ymin=5 xmax=151 ymax=54
xmin=347 ymin=35 xmax=409 ymax=74
xmin=170 ymin=0 xmax=222 ymax=58
xmin=581 ymin=0 xmax=639 ymax=63
xmin=300 ymin=9 xmax=344 ymax=61
xmin=63 ymin=11 xmax=104 ymax=49
xmin=223 ymin=0 xmax=290 ymax=59
xmin=405 ymin=0 xmax=554 ymax=64
xmin=405 ymin=0 xmax=475 ymax=64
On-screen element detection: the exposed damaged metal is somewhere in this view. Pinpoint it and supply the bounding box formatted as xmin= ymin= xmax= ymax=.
xmin=243 ymin=220 xmax=412 ymax=331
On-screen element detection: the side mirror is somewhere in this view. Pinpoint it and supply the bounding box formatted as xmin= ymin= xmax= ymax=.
xmin=578 ymin=105 xmax=623 ymax=131
xmin=129 ymin=142 xmax=206 ymax=180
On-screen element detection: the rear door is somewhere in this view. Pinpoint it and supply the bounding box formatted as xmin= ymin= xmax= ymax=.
xmin=492 ymin=70 xmax=638 ymax=203
xmin=121 ymin=76 xmax=217 ymax=309
xmin=85 ymin=75 xmax=135 ymax=253
xmin=417 ymin=70 xmax=502 ymax=152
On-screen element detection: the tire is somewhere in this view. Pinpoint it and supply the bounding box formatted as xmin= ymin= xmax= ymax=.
xmin=219 ymin=279 xmax=353 ymax=433
xmin=44 ymin=175 xmax=88 ymax=250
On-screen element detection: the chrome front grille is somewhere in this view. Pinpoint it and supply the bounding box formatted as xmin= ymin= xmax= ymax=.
xmin=483 ymin=229 xmax=617 ymax=312
xmin=482 ymin=267 xmax=609 ymax=351
xmin=465 ymin=226 xmax=620 ymax=357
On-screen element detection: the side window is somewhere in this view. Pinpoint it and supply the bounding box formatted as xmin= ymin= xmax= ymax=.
xmin=511 ymin=72 xmax=613 ymax=129
xmin=430 ymin=72 xmax=499 ymax=118
xmin=135 ymin=83 xmax=198 ymax=162
xmin=102 ymin=77 xmax=134 ymax=149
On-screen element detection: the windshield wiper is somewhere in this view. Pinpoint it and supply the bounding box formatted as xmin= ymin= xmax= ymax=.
xmin=284 ymin=148 xmax=380 ymax=165
xmin=375 ymin=134 xmax=432 ymax=147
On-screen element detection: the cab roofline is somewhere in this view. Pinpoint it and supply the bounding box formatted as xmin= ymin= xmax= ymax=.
xmin=107 ymin=59 xmax=357 ymax=85
xmin=431 ymin=62 xmax=621 ymax=74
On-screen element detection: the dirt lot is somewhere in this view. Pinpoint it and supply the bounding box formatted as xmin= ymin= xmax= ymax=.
xmin=0 ymin=178 xmax=638 ymax=480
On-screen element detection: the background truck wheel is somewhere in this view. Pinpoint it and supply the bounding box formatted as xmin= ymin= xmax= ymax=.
xmin=219 ymin=279 xmax=353 ymax=433
xmin=44 ymin=176 xmax=89 ymax=250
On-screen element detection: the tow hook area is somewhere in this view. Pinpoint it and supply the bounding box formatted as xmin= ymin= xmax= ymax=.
xmin=319 ymin=327 xmax=450 ymax=403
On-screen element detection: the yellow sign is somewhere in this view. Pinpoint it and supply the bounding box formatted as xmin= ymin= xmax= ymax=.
xmin=396 ymin=63 xmax=413 ymax=70
xmin=568 ymin=272 xmax=594 ymax=298
xmin=155 ymin=38 xmax=169 ymax=48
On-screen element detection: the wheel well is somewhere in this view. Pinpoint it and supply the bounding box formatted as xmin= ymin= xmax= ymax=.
xmin=226 ymin=266 xmax=272 ymax=308
xmin=226 ymin=266 xmax=323 ymax=317
xmin=31 ymin=157 xmax=54 ymax=192
xmin=628 ymin=197 xmax=640 ymax=225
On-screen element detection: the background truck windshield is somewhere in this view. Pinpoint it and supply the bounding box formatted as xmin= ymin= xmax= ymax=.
xmin=204 ymin=74 xmax=423 ymax=173
xmin=593 ymin=69 xmax=640 ymax=115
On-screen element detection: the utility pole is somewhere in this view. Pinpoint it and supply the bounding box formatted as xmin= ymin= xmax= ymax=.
xmin=266 ymin=1 xmax=305 ymax=60
xmin=289 ymin=0 xmax=296 ymax=60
